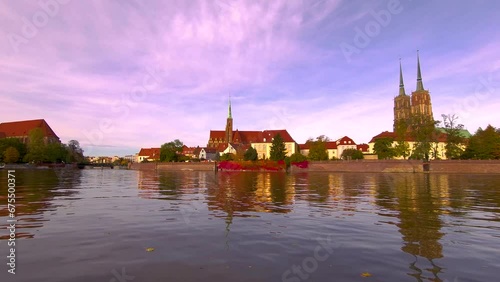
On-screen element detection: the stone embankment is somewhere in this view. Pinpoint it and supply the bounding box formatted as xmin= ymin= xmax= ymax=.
xmin=290 ymin=160 xmax=500 ymax=174
xmin=129 ymin=160 xmax=500 ymax=174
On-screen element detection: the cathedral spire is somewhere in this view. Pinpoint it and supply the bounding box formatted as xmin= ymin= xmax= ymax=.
xmin=228 ymin=95 xmax=232 ymax=119
xmin=399 ymin=58 xmax=406 ymax=96
xmin=416 ymin=50 xmax=424 ymax=91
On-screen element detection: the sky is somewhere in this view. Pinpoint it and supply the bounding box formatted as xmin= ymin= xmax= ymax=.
xmin=1 ymin=0 xmax=499 ymax=156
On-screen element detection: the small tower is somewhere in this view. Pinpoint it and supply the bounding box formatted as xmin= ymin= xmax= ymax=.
xmin=225 ymin=96 xmax=233 ymax=144
xmin=410 ymin=51 xmax=434 ymax=121
xmin=393 ymin=59 xmax=411 ymax=131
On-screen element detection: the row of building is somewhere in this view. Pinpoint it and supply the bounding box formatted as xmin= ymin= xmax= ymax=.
xmin=136 ymin=52 xmax=470 ymax=162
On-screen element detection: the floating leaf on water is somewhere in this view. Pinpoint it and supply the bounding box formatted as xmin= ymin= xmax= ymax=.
xmin=146 ymin=247 xmax=155 ymax=252
xmin=361 ymin=272 xmax=372 ymax=277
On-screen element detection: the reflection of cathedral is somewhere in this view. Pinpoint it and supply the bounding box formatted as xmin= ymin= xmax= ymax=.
xmin=376 ymin=174 xmax=450 ymax=281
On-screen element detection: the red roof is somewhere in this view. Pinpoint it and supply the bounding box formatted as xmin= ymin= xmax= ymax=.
xmin=300 ymin=136 xmax=359 ymax=150
xmin=357 ymin=143 xmax=369 ymax=152
xmin=369 ymin=131 xmax=398 ymax=143
xmin=215 ymin=143 xmax=229 ymax=152
xmin=325 ymin=142 xmax=338 ymax=149
xmin=299 ymin=143 xmax=309 ymax=150
xmin=209 ymin=130 xmax=225 ymax=140
xmin=261 ymin=130 xmax=295 ymax=143
xmin=209 ymin=129 xmax=296 ymax=144
xmin=0 ymin=119 xmax=59 ymax=140
xmin=233 ymin=130 xmax=263 ymax=143
xmin=182 ymin=146 xmax=196 ymax=155
xmin=138 ymin=148 xmax=160 ymax=159
xmin=336 ymin=136 xmax=356 ymax=145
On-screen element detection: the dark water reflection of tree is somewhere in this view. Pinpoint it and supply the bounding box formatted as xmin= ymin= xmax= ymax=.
xmin=0 ymin=169 xmax=82 ymax=239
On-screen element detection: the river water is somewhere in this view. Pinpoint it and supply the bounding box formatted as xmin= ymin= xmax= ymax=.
xmin=0 ymin=169 xmax=499 ymax=282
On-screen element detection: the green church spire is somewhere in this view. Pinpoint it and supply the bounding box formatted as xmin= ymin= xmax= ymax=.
xmin=416 ymin=50 xmax=424 ymax=91
xmin=399 ymin=58 xmax=406 ymax=96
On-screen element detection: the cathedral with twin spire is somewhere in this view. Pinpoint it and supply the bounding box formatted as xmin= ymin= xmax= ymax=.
xmin=393 ymin=51 xmax=434 ymax=131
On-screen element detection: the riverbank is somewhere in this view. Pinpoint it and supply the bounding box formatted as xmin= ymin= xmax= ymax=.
xmin=129 ymin=160 xmax=500 ymax=174
xmin=290 ymin=160 xmax=500 ymax=174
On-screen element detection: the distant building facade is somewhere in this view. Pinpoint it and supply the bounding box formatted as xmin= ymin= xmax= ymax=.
xmin=0 ymin=119 xmax=60 ymax=144
xmin=137 ymin=148 xmax=160 ymax=162
xmin=299 ymin=136 xmax=369 ymax=159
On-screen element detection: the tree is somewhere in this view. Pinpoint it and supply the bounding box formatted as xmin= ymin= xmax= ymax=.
xmin=394 ymin=141 xmax=410 ymax=159
xmin=0 ymin=138 xmax=27 ymax=162
xmin=442 ymin=114 xmax=465 ymax=159
xmin=394 ymin=119 xmax=410 ymax=159
xmin=289 ymin=152 xmax=307 ymax=163
xmin=160 ymin=139 xmax=184 ymax=162
xmin=307 ymin=135 xmax=329 ymax=161
xmin=24 ymin=128 xmax=46 ymax=163
xmin=269 ymin=133 xmax=287 ymax=161
xmin=220 ymin=153 xmax=235 ymax=161
xmin=46 ymin=142 xmax=68 ymax=163
xmin=67 ymin=140 xmax=84 ymax=163
xmin=462 ymin=125 xmax=500 ymax=159
xmin=4 ymin=147 xmax=20 ymax=163
xmin=341 ymin=148 xmax=364 ymax=160
xmin=408 ymin=114 xmax=440 ymax=161
xmin=373 ymin=137 xmax=395 ymax=159
xmin=244 ymin=147 xmax=258 ymax=161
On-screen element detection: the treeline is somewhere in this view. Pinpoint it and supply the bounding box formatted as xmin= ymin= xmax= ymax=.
xmin=374 ymin=118 xmax=500 ymax=160
xmin=461 ymin=125 xmax=500 ymax=159
xmin=0 ymin=128 xmax=84 ymax=164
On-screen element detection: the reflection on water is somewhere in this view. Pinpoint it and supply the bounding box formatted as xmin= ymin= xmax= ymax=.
xmin=0 ymin=169 xmax=82 ymax=239
xmin=1 ymin=170 xmax=499 ymax=282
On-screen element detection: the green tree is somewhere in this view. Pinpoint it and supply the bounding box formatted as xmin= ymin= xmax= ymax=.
xmin=394 ymin=119 xmax=410 ymax=159
xmin=244 ymin=147 xmax=258 ymax=161
xmin=289 ymin=152 xmax=307 ymax=163
xmin=307 ymin=135 xmax=329 ymax=161
xmin=408 ymin=114 xmax=440 ymax=161
xmin=341 ymin=148 xmax=364 ymax=160
xmin=394 ymin=141 xmax=410 ymax=159
xmin=160 ymin=139 xmax=184 ymax=162
xmin=0 ymin=138 xmax=27 ymax=162
xmin=46 ymin=142 xmax=68 ymax=163
xmin=4 ymin=147 xmax=20 ymax=163
xmin=441 ymin=114 xmax=465 ymax=159
xmin=269 ymin=133 xmax=287 ymax=161
xmin=24 ymin=128 xmax=46 ymax=163
xmin=373 ymin=137 xmax=395 ymax=159
xmin=462 ymin=125 xmax=500 ymax=159
xmin=220 ymin=153 xmax=235 ymax=161
xmin=67 ymin=140 xmax=84 ymax=163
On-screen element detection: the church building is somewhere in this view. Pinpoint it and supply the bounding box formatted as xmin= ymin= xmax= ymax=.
xmin=207 ymin=98 xmax=298 ymax=159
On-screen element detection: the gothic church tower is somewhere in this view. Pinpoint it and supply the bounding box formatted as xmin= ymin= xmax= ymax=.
xmin=393 ymin=59 xmax=411 ymax=131
xmin=410 ymin=51 xmax=433 ymax=120
xmin=393 ymin=51 xmax=434 ymax=132
xmin=225 ymin=96 xmax=233 ymax=144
